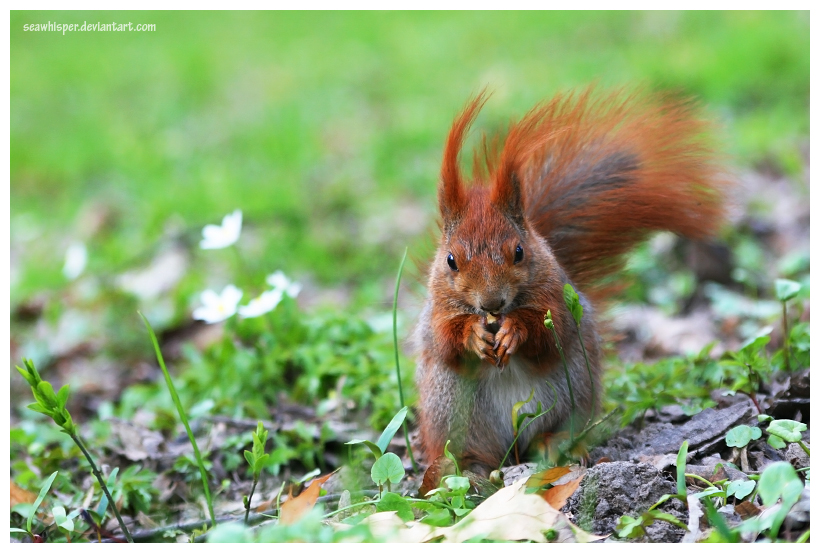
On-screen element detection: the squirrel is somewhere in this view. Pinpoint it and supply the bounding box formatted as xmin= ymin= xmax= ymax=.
xmin=412 ymin=87 xmax=730 ymax=475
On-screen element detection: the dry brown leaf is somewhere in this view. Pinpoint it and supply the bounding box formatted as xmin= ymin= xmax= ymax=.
xmin=541 ymin=475 xmax=583 ymax=510
xmin=10 ymin=480 xmax=37 ymax=508
xmin=735 ymin=500 xmax=762 ymax=520
xmin=418 ymin=455 xmax=456 ymax=497
xmin=278 ymin=472 xmax=335 ymax=525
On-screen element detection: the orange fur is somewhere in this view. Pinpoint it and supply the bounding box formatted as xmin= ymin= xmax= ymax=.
xmin=414 ymin=87 xmax=730 ymax=474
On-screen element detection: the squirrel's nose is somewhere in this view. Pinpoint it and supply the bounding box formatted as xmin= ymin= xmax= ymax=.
xmin=480 ymin=298 xmax=505 ymax=314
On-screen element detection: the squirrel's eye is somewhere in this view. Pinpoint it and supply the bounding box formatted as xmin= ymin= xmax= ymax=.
xmin=514 ymin=244 xmax=524 ymax=264
xmin=447 ymin=253 xmax=458 ymax=272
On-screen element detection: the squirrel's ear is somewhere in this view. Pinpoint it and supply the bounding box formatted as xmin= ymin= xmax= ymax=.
xmin=439 ymin=94 xmax=487 ymax=225
xmin=491 ymin=171 xmax=525 ymax=227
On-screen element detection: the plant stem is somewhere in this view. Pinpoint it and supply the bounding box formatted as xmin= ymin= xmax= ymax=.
xmin=547 ymin=323 xmax=575 ymax=441
xmin=781 ymin=301 xmax=791 ymax=372
xmin=798 ymin=440 xmax=810 ymax=457
xmin=392 ymin=247 xmax=417 ymax=472
xmin=685 ymin=472 xmax=716 ymax=488
xmin=498 ymin=381 xmax=558 ymax=469
xmin=244 ymin=475 xmax=259 ymax=525
xmin=72 ymin=435 xmax=133 ymax=543
xmin=575 ymin=325 xmax=595 ymax=428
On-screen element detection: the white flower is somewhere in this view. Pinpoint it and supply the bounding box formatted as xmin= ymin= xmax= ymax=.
xmin=193 ymin=285 xmax=243 ymax=323
xmin=63 ymin=241 xmax=88 ymax=280
xmin=266 ymin=270 xmax=302 ymax=298
xmin=199 ymin=210 xmax=242 ymax=250
xmin=238 ymin=288 xmax=284 ymax=319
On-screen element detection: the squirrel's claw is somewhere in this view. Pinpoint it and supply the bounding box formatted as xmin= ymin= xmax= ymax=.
xmin=494 ymin=316 xmax=526 ymax=368
xmin=465 ymin=319 xmax=497 ymax=364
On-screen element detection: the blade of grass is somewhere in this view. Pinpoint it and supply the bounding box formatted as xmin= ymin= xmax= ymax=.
xmin=676 ymin=440 xmax=689 ymax=497
xmin=392 ymin=247 xmax=417 ymax=471
xmin=27 ymin=471 xmax=58 ymax=535
xmin=140 ymin=312 xmax=216 ymax=527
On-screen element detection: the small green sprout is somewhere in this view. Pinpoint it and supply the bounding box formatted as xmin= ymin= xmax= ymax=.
xmin=16 ymin=359 xmax=133 ymax=543
xmin=243 ymin=421 xmax=270 ymax=524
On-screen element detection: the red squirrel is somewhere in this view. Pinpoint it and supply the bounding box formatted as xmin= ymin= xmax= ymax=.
xmin=413 ymin=87 xmax=729 ymax=475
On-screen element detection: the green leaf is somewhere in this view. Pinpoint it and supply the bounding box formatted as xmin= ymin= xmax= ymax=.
xmin=375 ymin=406 xmax=408 ymax=454
xmin=675 ymin=441 xmax=688 ymax=496
xmin=616 ymin=515 xmax=645 ymax=539
xmin=701 ymin=497 xmax=739 ymax=542
xmin=16 ymin=364 xmax=36 ymax=387
xmin=255 ymin=453 xmax=270 ymax=469
xmin=767 ymin=419 xmax=807 ymax=443
xmin=345 ymin=439 xmax=382 ymax=460
xmin=563 ymin=283 xmax=584 ymax=326
xmin=511 ymin=388 xmax=535 ymax=434
xmin=252 ymin=421 xmax=269 ymax=458
xmin=757 ymin=414 xmax=774 ymax=423
xmin=26 ymin=402 xmax=52 ymax=415
xmin=52 ymin=505 xmax=74 ymax=533
xmin=757 ymin=462 xmax=804 ymax=540
xmin=725 ymin=425 xmax=762 ymax=448
xmin=444 ymin=475 xmax=470 ymax=494
xmin=371 ymin=452 xmax=404 ymax=486
xmin=767 ymin=434 xmax=787 ymax=449
xmin=421 ymin=507 xmax=453 ymax=527
xmin=10 ymin=528 xmax=28 ymax=534
xmin=106 ymin=467 xmax=119 ymax=488
xmin=27 ymin=471 xmax=58 ymax=534
xmin=757 ymin=461 xmax=803 ymax=508
xmin=774 ymin=278 xmax=801 ymax=302
xmin=140 ymin=312 xmax=216 ymax=526
xmin=376 ymin=492 xmax=414 ymax=522
xmin=739 ymin=327 xmax=772 ymax=352
xmin=244 ymin=450 xmax=255 ymax=470
xmin=692 ymin=486 xmax=725 ymax=500
xmin=645 ymin=510 xmax=688 ymax=530
xmin=443 ymin=440 xmax=460 ymax=476
xmin=726 ymin=480 xmax=756 ymax=500
xmin=56 ymin=385 xmax=71 ymax=411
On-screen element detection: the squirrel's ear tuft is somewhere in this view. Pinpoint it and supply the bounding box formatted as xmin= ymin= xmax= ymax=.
xmin=491 ymin=171 xmax=525 ymax=227
xmin=439 ymin=93 xmax=488 ymax=224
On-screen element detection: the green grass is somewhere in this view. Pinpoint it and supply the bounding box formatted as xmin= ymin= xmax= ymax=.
xmin=11 ymin=11 xmax=809 ymax=304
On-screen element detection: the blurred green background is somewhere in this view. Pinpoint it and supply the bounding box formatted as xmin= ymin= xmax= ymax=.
xmin=11 ymin=11 xmax=809 ymax=305
xmin=11 ymin=12 xmax=809 ymax=374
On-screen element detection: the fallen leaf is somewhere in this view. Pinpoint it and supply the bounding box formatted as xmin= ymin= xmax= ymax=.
xmin=541 ymin=475 xmax=583 ymax=510
xmin=343 ymin=477 xmax=604 ymax=543
xmin=682 ymin=494 xmax=704 ymax=543
xmin=279 ymin=472 xmax=335 ymax=525
xmin=527 ymin=465 xmax=586 ymax=510
xmin=734 ymin=500 xmax=762 ymax=520
xmin=435 ymin=476 xmax=601 ymax=543
xmin=418 ymin=456 xmax=456 ymax=497
xmin=526 ymin=466 xmax=571 ymax=488
xmin=10 ymin=480 xmax=37 ymax=508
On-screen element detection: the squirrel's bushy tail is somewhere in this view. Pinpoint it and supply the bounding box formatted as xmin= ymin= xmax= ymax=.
xmin=471 ymin=87 xmax=732 ymax=295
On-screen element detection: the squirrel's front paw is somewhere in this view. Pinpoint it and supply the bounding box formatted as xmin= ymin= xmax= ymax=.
xmin=464 ymin=319 xmax=497 ymax=363
xmin=494 ymin=316 xmax=527 ymax=368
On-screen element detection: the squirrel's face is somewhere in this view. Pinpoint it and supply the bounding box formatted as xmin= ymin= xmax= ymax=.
xmin=433 ymin=92 xmax=559 ymax=317
xmin=436 ymin=187 xmax=534 ymax=317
